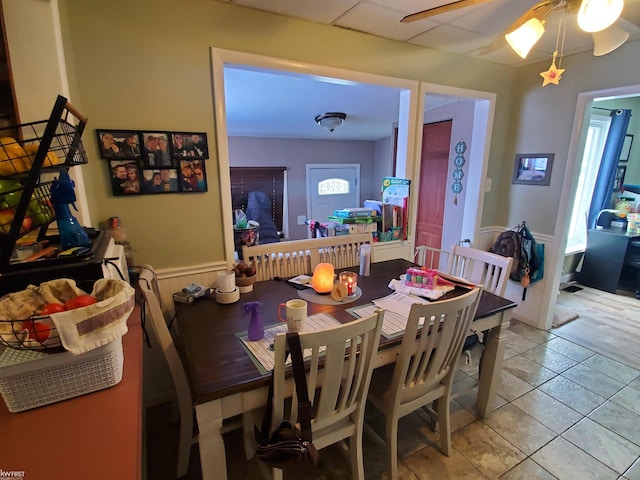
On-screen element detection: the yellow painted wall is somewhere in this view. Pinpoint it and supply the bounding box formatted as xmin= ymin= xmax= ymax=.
xmin=17 ymin=0 xmax=519 ymax=269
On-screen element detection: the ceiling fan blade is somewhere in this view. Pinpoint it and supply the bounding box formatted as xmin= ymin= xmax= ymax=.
xmin=479 ymin=0 xmax=558 ymax=55
xmin=401 ymin=0 xmax=493 ymax=23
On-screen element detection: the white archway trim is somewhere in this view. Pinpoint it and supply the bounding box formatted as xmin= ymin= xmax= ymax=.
xmin=545 ymin=83 xmax=640 ymax=330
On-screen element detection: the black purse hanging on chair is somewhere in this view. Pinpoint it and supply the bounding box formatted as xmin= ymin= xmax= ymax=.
xmin=256 ymin=332 xmax=319 ymax=471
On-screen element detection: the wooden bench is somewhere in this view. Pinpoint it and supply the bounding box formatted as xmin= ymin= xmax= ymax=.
xmin=243 ymin=233 xmax=372 ymax=281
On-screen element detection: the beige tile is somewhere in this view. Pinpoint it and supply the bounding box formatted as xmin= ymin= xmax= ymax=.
xmin=507 ymin=319 xmax=556 ymax=345
xmin=522 ymin=344 xmax=578 ymax=374
xmin=503 ymin=354 xmax=558 ymax=387
xmin=498 ymin=369 xmax=535 ymax=402
xmin=630 ymin=377 xmax=640 ymax=390
xmin=563 ymin=418 xmax=640 ymax=474
xmin=365 ymin=409 xmax=436 ymax=459
xmin=545 ymin=337 xmax=595 ymax=362
xmin=538 ymin=375 xmax=607 ymax=415
xmin=611 ymin=385 xmax=640 ymax=416
xmin=403 ymin=445 xmax=488 ymax=480
xmin=561 ymin=363 xmax=626 ymax=398
xmin=512 ymin=388 xmax=583 ymax=434
xmin=452 ymin=421 xmax=526 ymax=478
xmin=532 ymin=436 xmax=619 ymax=480
xmin=589 ymin=400 xmax=640 ymax=445
xmin=624 ymin=458 xmax=640 ymax=480
xmin=580 ymin=354 xmax=640 ymax=384
xmin=455 ymin=384 xmax=508 ymax=414
xmin=499 ymin=458 xmax=556 ymax=480
xmin=484 ymin=403 xmax=556 ymax=455
xmin=503 ymin=330 xmax=540 ymax=359
xmin=366 ymin=460 xmax=421 ymax=480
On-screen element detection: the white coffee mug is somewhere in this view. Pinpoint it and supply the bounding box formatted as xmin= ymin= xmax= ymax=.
xmin=278 ymin=299 xmax=307 ymax=332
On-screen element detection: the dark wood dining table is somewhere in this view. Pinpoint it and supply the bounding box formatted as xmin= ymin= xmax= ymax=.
xmin=175 ymin=258 xmax=517 ymax=480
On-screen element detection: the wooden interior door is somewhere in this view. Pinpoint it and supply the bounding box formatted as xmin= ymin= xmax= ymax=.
xmin=416 ymin=120 xmax=452 ymax=253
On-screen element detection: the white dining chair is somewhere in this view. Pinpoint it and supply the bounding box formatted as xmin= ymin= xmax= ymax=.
xmin=366 ymin=288 xmax=482 ymax=480
xmin=243 ymin=233 xmax=372 ymax=281
xmin=446 ymin=245 xmax=513 ymax=296
xmin=413 ymin=245 xmax=449 ymax=270
xmin=139 ymin=267 xmax=252 ymax=478
xmin=138 ymin=266 xmax=195 ymax=478
xmin=256 ymin=310 xmax=384 ymax=480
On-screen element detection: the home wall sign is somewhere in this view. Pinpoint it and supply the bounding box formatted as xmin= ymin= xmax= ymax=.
xmin=97 ymin=129 xmax=209 ymax=196
xmin=452 ymin=140 xmax=466 ymax=205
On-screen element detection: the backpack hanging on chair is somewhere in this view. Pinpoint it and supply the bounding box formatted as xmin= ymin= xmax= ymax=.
xmin=489 ymin=221 xmax=544 ymax=300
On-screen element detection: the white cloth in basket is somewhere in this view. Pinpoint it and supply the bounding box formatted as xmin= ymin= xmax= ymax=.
xmin=51 ymin=279 xmax=135 ymax=355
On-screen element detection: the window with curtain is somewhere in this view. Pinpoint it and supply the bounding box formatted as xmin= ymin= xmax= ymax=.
xmin=230 ymin=167 xmax=285 ymax=233
xmin=566 ymin=114 xmax=611 ymax=254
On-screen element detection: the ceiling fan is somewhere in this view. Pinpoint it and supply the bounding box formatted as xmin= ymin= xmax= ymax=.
xmin=401 ymin=0 xmax=628 ymax=58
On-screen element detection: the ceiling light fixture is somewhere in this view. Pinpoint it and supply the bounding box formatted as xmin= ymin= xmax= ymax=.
xmin=578 ymin=0 xmax=624 ymax=32
xmin=592 ymin=22 xmax=630 ymax=55
xmin=315 ymin=112 xmax=346 ymax=132
xmin=505 ymin=18 xmax=546 ymax=59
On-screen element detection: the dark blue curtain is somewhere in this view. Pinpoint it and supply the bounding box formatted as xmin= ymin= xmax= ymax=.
xmin=587 ymin=109 xmax=632 ymax=229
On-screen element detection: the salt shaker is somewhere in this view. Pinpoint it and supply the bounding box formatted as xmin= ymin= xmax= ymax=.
xmin=359 ymin=244 xmax=371 ymax=277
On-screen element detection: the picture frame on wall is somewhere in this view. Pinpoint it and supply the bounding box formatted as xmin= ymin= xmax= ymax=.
xmin=613 ymin=165 xmax=626 ymax=192
xmin=98 ymin=127 xmax=209 ymax=197
xmin=142 ymin=132 xmax=173 ymax=167
xmin=620 ymin=134 xmax=633 ymax=163
xmin=179 ymin=160 xmax=207 ymax=192
xmin=141 ymin=168 xmax=180 ymax=194
xmin=97 ymin=130 xmax=142 ymax=160
xmin=512 ymin=153 xmax=554 ymax=186
xmin=171 ymin=132 xmax=208 ymax=160
xmin=108 ymin=160 xmax=142 ymax=196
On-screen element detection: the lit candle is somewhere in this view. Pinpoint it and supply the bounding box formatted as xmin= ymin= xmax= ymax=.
xmin=339 ymin=271 xmax=358 ymax=296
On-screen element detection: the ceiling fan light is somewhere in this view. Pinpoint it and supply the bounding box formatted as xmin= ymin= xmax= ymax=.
xmin=578 ymin=0 xmax=624 ymax=32
xmin=592 ymin=23 xmax=629 ymax=55
xmin=505 ymin=18 xmax=545 ymax=59
xmin=315 ymin=112 xmax=347 ymax=132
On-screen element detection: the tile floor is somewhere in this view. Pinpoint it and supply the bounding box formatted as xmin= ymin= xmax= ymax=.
xmin=146 ymin=301 xmax=640 ymax=479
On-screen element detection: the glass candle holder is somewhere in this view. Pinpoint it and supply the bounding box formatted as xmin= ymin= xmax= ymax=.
xmin=339 ymin=271 xmax=358 ymax=296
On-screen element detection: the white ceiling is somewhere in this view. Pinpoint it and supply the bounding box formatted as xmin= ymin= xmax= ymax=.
xmin=224 ymin=65 xmax=474 ymax=140
xmin=215 ymin=0 xmax=640 ymax=66
xmin=219 ymin=1 xmax=640 ymax=141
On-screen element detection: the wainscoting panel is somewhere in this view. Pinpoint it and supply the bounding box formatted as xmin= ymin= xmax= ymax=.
xmin=480 ymin=226 xmax=553 ymax=329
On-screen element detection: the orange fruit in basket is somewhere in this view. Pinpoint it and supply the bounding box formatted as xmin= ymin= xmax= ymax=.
xmin=24 ymin=143 xmax=63 ymax=167
xmin=0 ymin=137 xmax=29 ymax=174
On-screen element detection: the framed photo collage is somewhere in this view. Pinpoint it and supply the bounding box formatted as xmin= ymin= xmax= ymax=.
xmin=97 ymin=130 xmax=209 ymax=196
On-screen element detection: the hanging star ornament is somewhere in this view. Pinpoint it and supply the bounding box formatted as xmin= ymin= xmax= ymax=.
xmin=540 ymin=51 xmax=565 ymax=87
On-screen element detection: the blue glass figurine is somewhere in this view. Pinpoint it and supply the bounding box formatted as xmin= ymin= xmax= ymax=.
xmin=50 ymin=170 xmax=90 ymax=249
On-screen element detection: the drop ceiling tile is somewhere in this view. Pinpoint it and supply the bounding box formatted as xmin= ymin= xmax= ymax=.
xmin=409 ymin=24 xmax=492 ymax=54
xmin=454 ymin=0 xmax=539 ymax=35
xmin=231 ymin=0 xmax=358 ymax=24
xmin=366 ymin=0 xmax=485 ymax=22
xmin=336 ymin=3 xmax=437 ymax=41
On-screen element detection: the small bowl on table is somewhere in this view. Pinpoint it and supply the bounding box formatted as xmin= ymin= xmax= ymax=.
xmin=235 ymin=274 xmax=257 ymax=293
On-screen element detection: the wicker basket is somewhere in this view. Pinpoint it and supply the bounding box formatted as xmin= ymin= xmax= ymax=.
xmin=0 ymin=337 xmax=123 ymax=412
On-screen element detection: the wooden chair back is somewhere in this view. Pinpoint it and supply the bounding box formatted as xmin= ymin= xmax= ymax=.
xmin=414 ymin=245 xmax=450 ymax=270
xmin=446 ymin=245 xmax=513 ymax=296
xmin=271 ymin=310 xmax=384 ymax=478
xmin=138 ymin=266 xmax=194 ymax=478
xmin=243 ymin=233 xmax=371 ymax=281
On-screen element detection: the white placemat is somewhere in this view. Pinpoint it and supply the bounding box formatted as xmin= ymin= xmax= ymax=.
xmin=239 ymin=313 xmax=341 ymax=373
xmin=349 ymin=292 xmax=432 ymax=338
xmin=298 ymin=287 xmax=362 ymax=305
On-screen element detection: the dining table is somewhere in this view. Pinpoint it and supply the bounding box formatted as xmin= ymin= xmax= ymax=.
xmin=175 ymin=258 xmax=517 ymax=480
